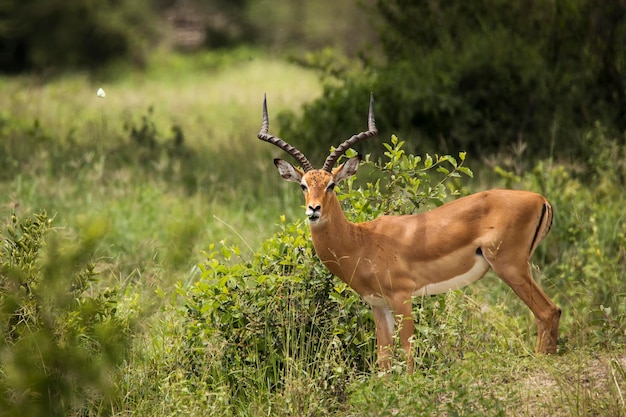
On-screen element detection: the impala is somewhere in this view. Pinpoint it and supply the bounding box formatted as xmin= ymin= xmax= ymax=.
xmin=257 ymin=94 xmax=561 ymax=371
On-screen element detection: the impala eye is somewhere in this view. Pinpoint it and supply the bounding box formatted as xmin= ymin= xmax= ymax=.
xmin=300 ymin=184 xmax=307 ymax=191
xmin=327 ymin=182 xmax=336 ymax=191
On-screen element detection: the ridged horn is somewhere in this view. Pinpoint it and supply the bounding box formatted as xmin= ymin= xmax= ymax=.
xmin=322 ymin=93 xmax=378 ymax=172
xmin=257 ymin=95 xmax=314 ymax=172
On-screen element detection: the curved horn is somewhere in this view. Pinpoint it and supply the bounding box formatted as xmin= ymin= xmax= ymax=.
xmin=322 ymin=93 xmax=378 ymax=172
xmin=257 ymin=95 xmax=314 ymax=172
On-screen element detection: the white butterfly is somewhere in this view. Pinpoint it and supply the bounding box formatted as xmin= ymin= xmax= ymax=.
xmin=97 ymin=88 xmax=106 ymax=98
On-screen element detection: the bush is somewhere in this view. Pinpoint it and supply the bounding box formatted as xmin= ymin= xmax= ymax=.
xmin=180 ymin=211 xmax=374 ymax=410
xmin=0 ymin=210 xmax=137 ymax=417
xmin=177 ymin=138 xmax=472 ymax=410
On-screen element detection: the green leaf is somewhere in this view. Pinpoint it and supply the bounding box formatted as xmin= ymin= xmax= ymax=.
xmin=458 ymin=166 xmax=473 ymax=177
xmin=424 ymin=154 xmax=433 ymax=168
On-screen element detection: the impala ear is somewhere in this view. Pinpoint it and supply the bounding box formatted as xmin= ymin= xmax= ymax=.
xmin=274 ymin=159 xmax=304 ymax=183
xmin=333 ymin=155 xmax=362 ymax=183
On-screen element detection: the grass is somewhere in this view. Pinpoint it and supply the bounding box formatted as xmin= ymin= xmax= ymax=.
xmin=0 ymin=48 xmax=319 ymax=286
xmin=0 ymin=48 xmax=320 ymax=150
xmin=1 ymin=49 xmax=625 ymax=416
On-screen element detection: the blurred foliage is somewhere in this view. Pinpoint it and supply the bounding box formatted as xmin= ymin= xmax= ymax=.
xmin=0 ymin=0 xmax=374 ymax=73
xmin=280 ymin=0 xmax=625 ymax=163
xmin=0 ymin=108 xmax=199 ymax=192
xmin=0 ymin=210 xmax=138 ymax=417
xmin=0 ymin=0 xmax=160 ymax=73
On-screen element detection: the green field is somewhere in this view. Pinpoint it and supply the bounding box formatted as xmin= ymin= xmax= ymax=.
xmin=0 ymin=50 xmax=320 ymax=283
xmin=1 ymin=50 xmax=625 ymax=416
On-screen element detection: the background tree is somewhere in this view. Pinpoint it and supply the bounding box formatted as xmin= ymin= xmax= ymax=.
xmin=0 ymin=0 xmax=160 ymax=73
xmin=280 ymin=0 xmax=626 ymax=163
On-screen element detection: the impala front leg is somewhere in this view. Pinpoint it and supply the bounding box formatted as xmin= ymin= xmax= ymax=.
xmin=371 ymin=305 xmax=394 ymax=370
xmin=391 ymin=295 xmax=415 ymax=373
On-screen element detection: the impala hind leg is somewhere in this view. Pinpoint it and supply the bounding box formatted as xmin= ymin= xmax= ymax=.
xmin=490 ymin=261 xmax=561 ymax=353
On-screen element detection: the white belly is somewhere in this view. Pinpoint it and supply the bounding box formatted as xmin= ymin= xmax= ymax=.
xmin=361 ymin=256 xmax=490 ymax=308
xmin=412 ymin=256 xmax=490 ymax=296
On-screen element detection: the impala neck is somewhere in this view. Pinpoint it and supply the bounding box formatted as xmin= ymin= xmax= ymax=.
xmin=308 ymin=194 xmax=356 ymax=266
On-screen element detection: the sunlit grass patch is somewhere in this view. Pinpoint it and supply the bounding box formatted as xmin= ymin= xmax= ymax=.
xmin=0 ymin=49 xmax=321 ymax=151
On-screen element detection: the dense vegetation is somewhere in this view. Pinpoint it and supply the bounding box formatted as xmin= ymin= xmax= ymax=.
xmin=0 ymin=0 xmax=372 ymax=73
xmin=282 ymin=0 xmax=626 ymax=163
xmin=1 ymin=0 xmax=625 ymax=415
xmin=2 ymin=0 xmax=623 ymax=158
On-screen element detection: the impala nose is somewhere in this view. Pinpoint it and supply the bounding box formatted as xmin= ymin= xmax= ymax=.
xmin=306 ymin=204 xmax=321 ymax=221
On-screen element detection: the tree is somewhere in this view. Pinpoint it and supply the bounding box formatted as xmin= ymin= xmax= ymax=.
xmin=0 ymin=0 xmax=160 ymax=73
xmin=280 ymin=0 xmax=626 ymax=161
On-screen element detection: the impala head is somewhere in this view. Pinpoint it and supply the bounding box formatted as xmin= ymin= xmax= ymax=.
xmin=258 ymin=94 xmax=378 ymax=226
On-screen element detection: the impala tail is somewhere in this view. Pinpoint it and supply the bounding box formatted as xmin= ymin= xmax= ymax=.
xmin=529 ymin=201 xmax=553 ymax=255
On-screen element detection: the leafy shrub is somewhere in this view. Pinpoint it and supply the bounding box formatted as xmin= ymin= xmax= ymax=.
xmin=177 ymin=137 xmax=473 ymax=407
xmin=345 ymin=135 xmax=473 ymax=216
xmin=0 ymin=210 xmax=137 ymax=417
xmin=182 ymin=217 xmax=373 ymax=406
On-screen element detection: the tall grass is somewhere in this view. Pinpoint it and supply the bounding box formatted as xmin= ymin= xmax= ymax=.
xmin=1 ymin=48 xmax=320 ymax=286
xmin=0 ymin=48 xmax=320 ymax=148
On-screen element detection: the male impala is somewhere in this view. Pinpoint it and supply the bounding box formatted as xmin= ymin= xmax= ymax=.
xmin=257 ymin=94 xmax=561 ymax=371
